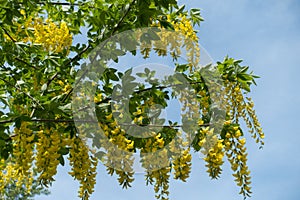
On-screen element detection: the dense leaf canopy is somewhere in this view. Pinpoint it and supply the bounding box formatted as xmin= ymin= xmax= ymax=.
xmin=0 ymin=1 xmax=264 ymax=199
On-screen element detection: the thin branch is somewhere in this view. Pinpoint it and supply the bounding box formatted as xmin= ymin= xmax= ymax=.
xmin=0 ymin=119 xmax=14 ymax=124
xmin=32 ymin=118 xmax=75 ymax=123
xmin=119 ymin=122 xmax=184 ymax=128
xmin=15 ymin=57 xmax=38 ymax=70
xmin=0 ymin=77 xmax=44 ymax=110
xmin=60 ymin=45 xmax=90 ymax=103
xmin=2 ymin=27 xmax=16 ymax=42
xmin=136 ymin=81 xmax=203 ymax=94
xmin=46 ymin=45 xmax=90 ymax=88
xmin=0 ymin=118 xmax=211 ymax=128
xmin=17 ymin=1 xmax=87 ymax=7
xmin=111 ymin=0 xmax=136 ymax=35
xmin=38 ymin=2 xmax=83 ymax=6
xmin=96 ymin=80 xmax=203 ymax=105
xmin=72 ymin=79 xmax=204 ymax=114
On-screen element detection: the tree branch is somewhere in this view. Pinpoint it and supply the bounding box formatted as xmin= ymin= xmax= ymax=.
xmin=0 ymin=119 xmax=14 ymax=124
xmin=2 ymin=27 xmax=16 ymax=42
xmin=0 ymin=118 xmax=210 ymax=128
xmin=15 ymin=57 xmax=38 ymax=70
xmin=96 ymin=80 xmax=203 ymax=105
xmin=0 ymin=77 xmax=44 ymax=110
xmin=17 ymin=1 xmax=87 ymax=7
xmin=38 ymin=2 xmax=83 ymax=6
xmin=111 ymin=0 xmax=136 ymax=35
xmin=46 ymin=44 xmax=91 ymax=89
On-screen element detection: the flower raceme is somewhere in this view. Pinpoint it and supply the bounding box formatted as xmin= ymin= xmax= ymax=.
xmin=68 ymin=137 xmax=98 ymax=199
xmin=35 ymin=128 xmax=61 ymax=186
xmin=3 ymin=14 xmax=72 ymax=54
xmin=145 ymin=14 xmax=200 ymax=70
xmin=32 ymin=18 xmax=72 ymax=54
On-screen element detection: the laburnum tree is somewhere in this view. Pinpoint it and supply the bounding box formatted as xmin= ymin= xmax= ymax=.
xmin=0 ymin=0 xmax=264 ymax=200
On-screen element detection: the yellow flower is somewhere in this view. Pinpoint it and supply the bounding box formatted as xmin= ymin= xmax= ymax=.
xmin=58 ymin=80 xmax=64 ymax=86
xmin=20 ymin=9 xmax=26 ymax=15
xmin=126 ymin=141 xmax=134 ymax=150
xmin=203 ymin=139 xmax=224 ymax=179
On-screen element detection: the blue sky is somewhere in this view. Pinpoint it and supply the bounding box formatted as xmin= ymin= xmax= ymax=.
xmin=36 ymin=0 xmax=300 ymax=199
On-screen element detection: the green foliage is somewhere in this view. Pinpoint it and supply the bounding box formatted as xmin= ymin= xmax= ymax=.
xmin=0 ymin=1 xmax=263 ymax=200
xmin=2 ymin=179 xmax=50 ymax=200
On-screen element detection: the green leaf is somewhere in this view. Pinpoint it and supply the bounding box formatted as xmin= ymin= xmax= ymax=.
xmin=58 ymin=147 xmax=69 ymax=155
xmin=176 ymin=5 xmax=185 ymax=14
xmin=175 ymin=64 xmax=188 ymax=72
xmin=136 ymin=72 xmax=147 ymax=78
xmin=145 ymin=68 xmax=150 ymax=74
xmin=59 ymin=155 xmax=65 ymax=166
xmin=149 ymin=1 xmax=156 ymax=9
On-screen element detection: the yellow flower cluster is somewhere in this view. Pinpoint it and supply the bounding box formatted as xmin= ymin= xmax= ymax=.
xmin=198 ymin=90 xmax=210 ymax=116
xmin=105 ymin=156 xmax=135 ymax=189
xmin=32 ymin=18 xmax=72 ymax=53
xmin=113 ymin=169 xmax=135 ymax=189
xmin=224 ymin=82 xmax=264 ymax=146
xmin=179 ymin=87 xmax=201 ymax=144
xmin=90 ymin=110 xmax=136 ymax=185
xmin=224 ymin=125 xmax=252 ymax=198
xmin=0 ymin=161 xmax=15 ymax=194
xmin=35 ymin=128 xmax=61 ymax=186
xmin=133 ymin=108 xmax=145 ymax=125
xmin=3 ymin=13 xmax=73 ymax=54
xmin=140 ymin=46 xmax=151 ymax=58
xmin=146 ymin=167 xmax=171 ymax=200
xmin=68 ymin=137 xmax=98 ymax=200
xmin=144 ymin=14 xmax=200 ymax=70
xmin=231 ymin=85 xmax=244 ymax=122
xmin=203 ymin=139 xmax=224 ymax=179
xmin=0 ymin=122 xmax=35 ymax=197
xmin=142 ymin=133 xmax=165 ymax=153
xmin=171 ymin=14 xmax=200 ymax=70
xmin=141 ymin=132 xmax=180 ymax=199
xmin=172 ymin=148 xmax=192 ymax=182
xmin=0 ymin=160 xmax=5 ymax=192
xmin=172 ymin=15 xmax=198 ymax=41
xmin=1 ymin=161 xmax=35 ymax=198
xmin=140 ymin=134 xmax=169 ymax=179
xmin=243 ymin=97 xmax=265 ymax=145
xmin=58 ymin=79 xmax=73 ymax=93
xmin=12 ymin=122 xmax=35 ymax=191
xmin=94 ymin=93 xmax=103 ymax=104
xmin=102 ymin=114 xmax=135 ymax=151
xmin=198 ymin=127 xmax=225 ymax=178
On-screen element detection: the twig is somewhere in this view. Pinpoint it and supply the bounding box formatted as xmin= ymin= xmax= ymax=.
xmin=15 ymin=57 xmax=38 ymax=70
xmin=95 ymin=80 xmax=203 ymax=105
xmin=0 ymin=77 xmax=44 ymax=110
xmin=0 ymin=118 xmax=211 ymax=128
xmin=2 ymin=27 xmax=16 ymax=42
xmin=17 ymin=1 xmax=87 ymax=7
xmin=38 ymin=2 xmax=83 ymax=6
xmin=111 ymin=0 xmax=136 ymax=36
xmin=0 ymin=119 xmax=14 ymax=124
xmin=46 ymin=44 xmax=90 ymax=89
